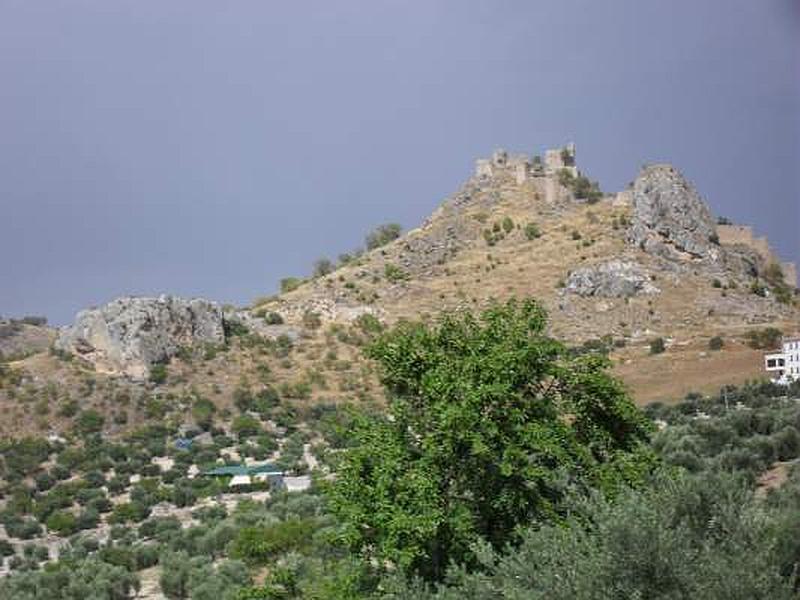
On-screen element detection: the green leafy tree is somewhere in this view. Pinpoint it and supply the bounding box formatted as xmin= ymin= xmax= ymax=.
xmin=330 ymin=299 xmax=654 ymax=580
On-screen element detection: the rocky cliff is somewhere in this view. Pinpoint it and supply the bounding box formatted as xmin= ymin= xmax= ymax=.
xmin=55 ymin=295 xmax=226 ymax=379
xmin=627 ymin=164 xmax=719 ymax=261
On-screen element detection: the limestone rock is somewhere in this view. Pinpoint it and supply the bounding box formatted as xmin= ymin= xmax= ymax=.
xmin=566 ymin=260 xmax=660 ymax=298
xmin=55 ymin=295 xmax=225 ymax=379
xmin=628 ymin=164 xmax=719 ymax=261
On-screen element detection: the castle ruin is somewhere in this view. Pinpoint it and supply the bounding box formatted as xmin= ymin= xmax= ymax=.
xmin=717 ymin=224 xmax=797 ymax=288
xmin=474 ymin=144 xmax=579 ymax=203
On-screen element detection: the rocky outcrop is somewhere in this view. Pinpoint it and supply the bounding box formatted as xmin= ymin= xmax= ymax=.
xmin=55 ymin=296 xmax=226 ymax=379
xmin=627 ymin=164 xmax=720 ymax=261
xmin=0 ymin=320 xmax=55 ymax=360
xmin=565 ymin=260 xmax=659 ymax=298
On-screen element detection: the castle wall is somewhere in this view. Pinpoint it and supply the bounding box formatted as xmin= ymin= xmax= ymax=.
xmin=717 ymin=225 xmax=797 ymax=287
xmin=717 ymin=225 xmax=771 ymax=257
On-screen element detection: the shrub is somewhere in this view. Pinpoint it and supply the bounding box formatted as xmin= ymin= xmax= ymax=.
xmin=230 ymin=519 xmax=315 ymax=565
xmin=192 ymin=397 xmax=217 ymax=430
xmin=746 ymin=328 xmax=782 ymax=350
xmin=75 ymin=409 xmax=105 ymax=435
xmin=45 ymin=510 xmax=78 ymax=536
xmin=650 ymin=337 xmax=666 ymax=355
xmin=149 ymin=364 xmax=168 ymax=385
xmin=501 ymin=216 xmax=514 ymax=233
xmin=365 ymin=223 xmax=402 ymax=250
xmin=524 ymin=223 xmax=541 ymax=240
xmin=384 ymin=263 xmax=409 ymax=283
xmin=709 ymin=336 xmax=724 ymax=351
xmin=312 ymin=258 xmax=334 ymax=278
xmin=233 ymin=387 xmax=255 ymax=413
xmin=232 ymin=415 xmax=262 ymax=439
xmin=355 ymin=313 xmax=383 ymax=336
xmin=109 ymin=501 xmax=150 ymax=524
xmin=280 ymin=277 xmax=303 ymax=293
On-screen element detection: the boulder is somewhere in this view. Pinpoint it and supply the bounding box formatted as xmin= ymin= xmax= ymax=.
xmin=566 ymin=260 xmax=659 ymax=298
xmin=627 ymin=164 xmax=720 ymax=261
xmin=55 ymin=295 xmax=225 ymax=379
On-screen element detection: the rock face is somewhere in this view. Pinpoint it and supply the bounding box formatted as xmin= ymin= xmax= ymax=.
xmin=627 ymin=164 xmax=719 ymax=261
xmin=55 ymin=296 xmax=225 ymax=379
xmin=565 ymin=260 xmax=659 ymax=298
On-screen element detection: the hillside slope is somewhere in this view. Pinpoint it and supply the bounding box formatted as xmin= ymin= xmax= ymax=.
xmin=1 ymin=144 xmax=797 ymax=438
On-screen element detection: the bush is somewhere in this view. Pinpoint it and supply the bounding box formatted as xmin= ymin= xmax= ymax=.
xmin=149 ymin=364 xmax=168 ymax=385
xmin=230 ymin=519 xmax=315 ymax=565
xmin=312 ymin=258 xmax=334 ymax=278
xmin=355 ymin=313 xmax=383 ymax=336
xmin=524 ymin=222 xmax=541 ymax=240
xmin=390 ymin=472 xmax=798 ymax=599
xmin=75 ymin=409 xmax=105 ymax=435
xmin=365 ymin=223 xmax=402 ymax=250
xmin=0 ymin=558 xmax=139 ymax=599
xmin=746 ymin=328 xmax=782 ymax=350
xmin=384 ymin=263 xmax=409 ymax=283
xmin=192 ymin=397 xmax=217 ymax=430
xmin=45 ymin=510 xmax=78 ymax=536
xmin=232 ymin=415 xmax=262 ymax=439
xmin=709 ymin=336 xmax=724 ymax=351
xmin=280 ymin=277 xmax=304 ymax=293
xmin=650 ymin=337 xmax=666 ymax=355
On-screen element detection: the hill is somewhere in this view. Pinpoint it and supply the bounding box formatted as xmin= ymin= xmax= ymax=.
xmin=1 ymin=143 xmax=798 ymax=439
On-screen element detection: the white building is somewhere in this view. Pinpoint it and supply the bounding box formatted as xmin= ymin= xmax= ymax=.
xmin=765 ymin=337 xmax=800 ymax=385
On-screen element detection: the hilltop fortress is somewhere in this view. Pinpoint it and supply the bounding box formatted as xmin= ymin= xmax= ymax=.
xmin=474 ymin=144 xmax=580 ymax=205
xmin=473 ymin=144 xmax=796 ymax=285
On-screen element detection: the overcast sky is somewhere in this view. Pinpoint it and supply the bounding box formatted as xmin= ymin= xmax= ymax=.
xmin=1 ymin=0 xmax=798 ymax=324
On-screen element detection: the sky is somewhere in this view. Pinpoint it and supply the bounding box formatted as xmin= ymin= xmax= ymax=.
xmin=1 ymin=0 xmax=798 ymax=324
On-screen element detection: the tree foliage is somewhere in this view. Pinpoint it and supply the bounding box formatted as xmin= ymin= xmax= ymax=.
xmin=331 ymin=298 xmax=654 ymax=580
xmin=386 ymin=471 xmax=799 ymax=599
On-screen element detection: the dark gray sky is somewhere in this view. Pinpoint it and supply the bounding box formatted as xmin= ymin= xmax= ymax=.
xmin=2 ymin=1 xmax=798 ymax=324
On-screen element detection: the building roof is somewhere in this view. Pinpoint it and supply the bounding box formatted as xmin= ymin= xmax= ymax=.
xmin=229 ymin=474 xmax=252 ymax=487
xmin=203 ymin=463 xmax=283 ymax=477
